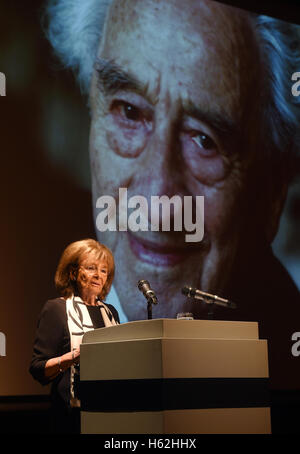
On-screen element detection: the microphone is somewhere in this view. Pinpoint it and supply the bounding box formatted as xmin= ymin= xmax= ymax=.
xmin=138 ymin=280 xmax=158 ymax=305
xmin=182 ymin=286 xmax=237 ymax=309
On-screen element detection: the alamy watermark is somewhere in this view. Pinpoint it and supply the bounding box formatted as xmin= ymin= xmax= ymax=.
xmin=291 ymin=332 xmax=300 ymax=357
xmin=291 ymin=72 xmax=300 ymax=96
xmin=95 ymin=188 xmax=204 ymax=242
xmin=0 ymin=72 xmax=6 ymax=96
xmin=0 ymin=332 xmax=6 ymax=357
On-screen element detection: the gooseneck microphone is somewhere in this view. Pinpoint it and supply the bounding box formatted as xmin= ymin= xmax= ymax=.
xmin=182 ymin=286 xmax=237 ymax=309
xmin=138 ymin=280 xmax=158 ymax=305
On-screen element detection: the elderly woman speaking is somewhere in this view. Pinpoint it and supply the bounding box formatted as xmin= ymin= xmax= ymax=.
xmin=29 ymin=239 xmax=119 ymax=433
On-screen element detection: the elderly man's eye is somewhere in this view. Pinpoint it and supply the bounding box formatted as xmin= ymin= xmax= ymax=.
xmin=113 ymin=101 xmax=143 ymax=122
xmin=124 ymin=103 xmax=141 ymax=121
xmin=192 ymin=133 xmax=216 ymax=151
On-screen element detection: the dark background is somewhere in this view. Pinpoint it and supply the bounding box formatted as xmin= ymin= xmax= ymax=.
xmin=0 ymin=0 xmax=299 ymax=434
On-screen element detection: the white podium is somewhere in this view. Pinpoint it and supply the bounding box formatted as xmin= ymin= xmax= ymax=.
xmin=80 ymin=319 xmax=271 ymax=434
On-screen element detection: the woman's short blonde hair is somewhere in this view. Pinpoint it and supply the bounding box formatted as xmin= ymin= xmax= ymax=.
xmin=55 ymin=238 xmax=115 ymax=300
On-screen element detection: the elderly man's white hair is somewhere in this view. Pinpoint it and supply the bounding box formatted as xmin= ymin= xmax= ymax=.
xmin=45 ymin=0 xmax=300 ymax=184
xmin=46 ymin=0 xmax=112 ymax=92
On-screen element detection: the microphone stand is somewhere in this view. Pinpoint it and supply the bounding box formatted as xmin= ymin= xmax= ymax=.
xmin=147 ymin=300 xmax=153 ymax=320
xmin=183 ymin=294 xmax=215 ymax=319
xmin=182 ymin=286 xmax=237 ymax=320
xmin=147 ymin=296 xmax=157 ymax=319
xmin=137 ymin=280 xmax=158 ymax=319
xmin=206 ymin=301 xmax=215 ymax=320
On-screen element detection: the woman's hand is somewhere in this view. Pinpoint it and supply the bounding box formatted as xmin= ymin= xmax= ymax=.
xmin=44 ymin=347 xmax=81 ymax=380
xmin=71 ymin=347 xmax=80 ymax=364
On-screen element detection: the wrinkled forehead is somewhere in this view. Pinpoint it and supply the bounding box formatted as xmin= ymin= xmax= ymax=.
xmin=98 ymin=0 xmax=259 ymax=118
xmin=105 ymin=0 xmax=252 ymax=47
xmin=79 ymin=250 xmax=109 ymax=267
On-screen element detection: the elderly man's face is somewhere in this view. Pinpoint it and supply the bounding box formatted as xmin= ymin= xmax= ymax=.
xmin=89 ymin=0 xmax=262 ymax=319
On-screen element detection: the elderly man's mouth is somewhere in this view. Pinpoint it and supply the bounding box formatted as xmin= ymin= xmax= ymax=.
xmin=127 ymin=232 xmax=198 ymax=267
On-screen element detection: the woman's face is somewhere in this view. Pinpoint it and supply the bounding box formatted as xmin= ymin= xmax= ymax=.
xmin=75 ymin=253 xmax=109 ymax=301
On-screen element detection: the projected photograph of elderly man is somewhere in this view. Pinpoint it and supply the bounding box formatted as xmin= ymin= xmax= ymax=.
xmin=46 ymin=0 xmax=300 ymax=388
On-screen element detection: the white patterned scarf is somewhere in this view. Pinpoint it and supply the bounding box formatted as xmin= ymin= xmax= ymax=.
xmin=66 ymin=295 xmax=119 ymax=407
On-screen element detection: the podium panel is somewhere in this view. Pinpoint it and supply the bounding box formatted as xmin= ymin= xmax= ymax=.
xmin=80 ymin=319 xmax=271 ymax=434
xmin=81 ymin=408 xmax=270 ymax=435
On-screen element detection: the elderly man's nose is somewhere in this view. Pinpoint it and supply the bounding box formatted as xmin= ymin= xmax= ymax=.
xmin=142 ymin=125 xmax=182 ymax=197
